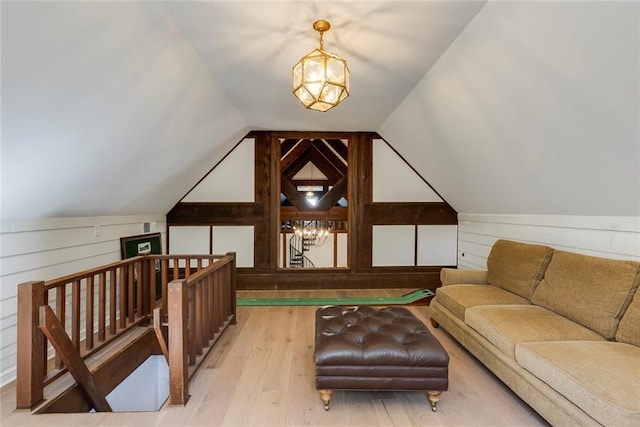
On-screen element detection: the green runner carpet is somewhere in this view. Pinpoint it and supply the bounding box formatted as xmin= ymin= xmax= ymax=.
xmin=236 ymin=288 xmax=434 ymax=306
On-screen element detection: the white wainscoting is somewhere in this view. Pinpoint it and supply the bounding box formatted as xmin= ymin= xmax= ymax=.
xmin=0 ymin=215 xmax=166 ymax=387
xmin=458 ymin=214 xmax=640 ymax=270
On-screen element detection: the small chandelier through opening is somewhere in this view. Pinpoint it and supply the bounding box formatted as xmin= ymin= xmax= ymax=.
xmin=292 ymin=20 xmax=350 ymax=112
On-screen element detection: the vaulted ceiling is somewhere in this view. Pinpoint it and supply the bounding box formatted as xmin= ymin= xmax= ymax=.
xmin=1 ymin=1 xmax=638 ymax=219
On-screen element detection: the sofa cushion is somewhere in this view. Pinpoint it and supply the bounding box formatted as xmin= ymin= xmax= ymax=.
xmin=616 ymin=290 xmax=640 ymax=346
xmin=531 ymin=251 xmax=640 ymax=339
xmin=435 ymin=285 xmax=529 ymax=322
xmin=465 ymin=305 xmax=605 ymax=359
xmin=516 ymin=341 xmax=640 ymax=426
xmin=487 ymin=239 xmax=554 ymax=299
xmin=440 ymin=268 xmax=488 ymax=286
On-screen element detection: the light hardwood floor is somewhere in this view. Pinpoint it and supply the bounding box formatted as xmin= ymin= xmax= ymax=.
xmin=1 ymin=289 xmax=549 ymax=426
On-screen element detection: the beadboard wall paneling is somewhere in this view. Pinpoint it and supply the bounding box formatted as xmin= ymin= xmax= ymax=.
xmin=0 ymin=215 xmax=166 ymax=387
xmin=457 ymin=214 xmax=640 ymax=270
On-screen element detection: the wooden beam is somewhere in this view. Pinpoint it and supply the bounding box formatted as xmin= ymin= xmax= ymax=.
xmin=312 ymin=140 xmax=347 ymax=175
xmin=167 ymin=203 xmax=264 ymax=225
xmin=280 ymin=139 xmax=301 ymax=159
xmin=280 ymin=176 xmax=308 ymax=211
xmin=38 ymin=305 xmax=112 ymax=412
xmin=325 ymin=139 xmax=348 ymax=161
xmin=315 ymin=175 xmax=348 ymax=211
xmin=364 ymin=202 xmax=458 ymax=225
xmin=282 ymin=148 xmax=312 ymax=179
xmin=280 ymin=206 xmax=348 ymax=221
xmin=305 ymin=148 xmax=343 ymax=182
xmin=350 ymin=132 xmax=374 ymax=271
xmin=281 ymin=140 xmax=310 ymax=172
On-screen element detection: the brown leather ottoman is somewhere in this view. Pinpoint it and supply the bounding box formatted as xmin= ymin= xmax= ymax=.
xmin=314 ymin=305 xmax=449 ymax=411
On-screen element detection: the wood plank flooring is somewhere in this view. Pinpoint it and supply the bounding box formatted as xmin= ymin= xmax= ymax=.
xmin=1 ymin=289 xmax=549 ymax=426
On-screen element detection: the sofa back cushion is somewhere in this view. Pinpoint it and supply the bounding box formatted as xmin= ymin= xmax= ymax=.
xmin=616 ymin=290 xmax=640 ymax=346
xmin=486 ymin=239 xmax=554 ymax=299
xmin=531 ymin=251 xmax=640 ymax=339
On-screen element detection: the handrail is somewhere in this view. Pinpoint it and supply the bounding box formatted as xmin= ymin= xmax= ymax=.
xmin=166 ymin=252 xmax=236 ymax=404
xmin=16 ymin=252 xmax=236 ymax=410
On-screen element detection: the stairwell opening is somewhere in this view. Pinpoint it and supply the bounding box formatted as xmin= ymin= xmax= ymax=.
xmin=92 ymin=355 xmax=169 ymax=413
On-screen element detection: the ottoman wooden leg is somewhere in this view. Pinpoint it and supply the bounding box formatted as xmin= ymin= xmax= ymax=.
xmin=319 ymin=390 xmax=332 ymax=411
xmin=427 ymin=391 xmax=441 ymax=412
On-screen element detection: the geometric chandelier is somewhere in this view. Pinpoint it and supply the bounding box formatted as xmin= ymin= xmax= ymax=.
xmin=292 ymin=20 xmax=350 ymax=112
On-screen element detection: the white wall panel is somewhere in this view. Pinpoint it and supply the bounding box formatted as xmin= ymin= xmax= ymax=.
xmin=0 ymin=215 xmax=166 ymax=387
xmin=212 ymin=226 xmax=254 ymax=268
xmin=337 ymin=233 xmax=348 ymax=268
xmin=417 ymin=225 xmax=458 ymax=266
xmin=372 ymin=139 xmax=442 ymax=203
xmin=183 ymin=138 xmax=255 ymax=202
xmin=458 ymin=214 xmax=640 ymax=270
xmin=372 ymin=225 xmax=415 ymax=266
xmin=168 ymin=226 xmax=210 ymax=255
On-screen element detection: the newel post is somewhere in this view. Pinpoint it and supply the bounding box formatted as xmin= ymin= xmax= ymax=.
xmin=226 ymin=252 xmax=237 ymax=324
xmin=167 ymin=279 xmax=189 ymax=405
xmin=16 ymin=281 xmax=46 ymax=409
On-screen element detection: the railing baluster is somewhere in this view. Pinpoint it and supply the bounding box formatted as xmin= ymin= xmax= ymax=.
xmin=173 ymin=259 xmax=179 ymax=282
xmin=149 ymin=259 xmax=157 ymax=314
xmin=188 ymin=285 xmax=196 ymax=365
xmin=162 ymin=259 xmax=169 ymax=315
xmin=98 ymin=272 xmax=106 ymax=342
xmin=109 ymin=269 xmax=117 ymax=336
xmin=86 ymin=275 xmax=94 ymax=351
xmin=119 ymin=266 xmax=126 ymax=329
xmin=128 ymin=264 xmax=135 ymax=323
xmin=72 ymin=280 xmax=81 ymax=348
xmin=55 ymin=285 xmax=66 ymax=369
xmin=136 ymin=260 xmax=143 ymax=319
xmin=195 ymin=281 xmax=203 ymax=356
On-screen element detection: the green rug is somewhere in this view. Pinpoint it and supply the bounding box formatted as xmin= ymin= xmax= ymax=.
xmin=236 ymin=288 xmax=434 ymax=306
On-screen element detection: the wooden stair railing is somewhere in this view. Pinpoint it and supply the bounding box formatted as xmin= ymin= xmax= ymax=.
xmin=16 ymin=252 xmax=236 ymax=411
xmin=165 ymin=252 xmax=237 ymax=405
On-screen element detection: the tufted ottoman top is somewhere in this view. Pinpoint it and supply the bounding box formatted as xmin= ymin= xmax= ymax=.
xmin=314 ymin=305 xmax=449 ymax=368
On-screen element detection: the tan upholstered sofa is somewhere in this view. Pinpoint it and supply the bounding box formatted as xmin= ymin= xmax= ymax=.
xmin=429 ymin=239 xmax=640 ymax=426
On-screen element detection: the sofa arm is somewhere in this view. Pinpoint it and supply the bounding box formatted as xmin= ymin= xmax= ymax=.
xmin=440 ymin=268 xmax=488 ymax=286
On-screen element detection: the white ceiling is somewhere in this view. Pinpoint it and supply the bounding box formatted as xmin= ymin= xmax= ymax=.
xmin=163 ymin=1 xmax=486 ymax=131
xmin=1 ymin=1 xmax=638 ymax=219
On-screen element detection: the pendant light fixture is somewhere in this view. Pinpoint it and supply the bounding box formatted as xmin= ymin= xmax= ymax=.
xmin=292 ymin=20 xmax=350 ymax=112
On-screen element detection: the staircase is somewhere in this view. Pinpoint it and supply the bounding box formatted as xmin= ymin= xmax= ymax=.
xmin=289 ymin=235 xmax=315 ymax=268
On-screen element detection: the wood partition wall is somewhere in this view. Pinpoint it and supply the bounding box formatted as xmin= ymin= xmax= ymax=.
xmin=167 ymin=131 xmax=458 ymax=291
